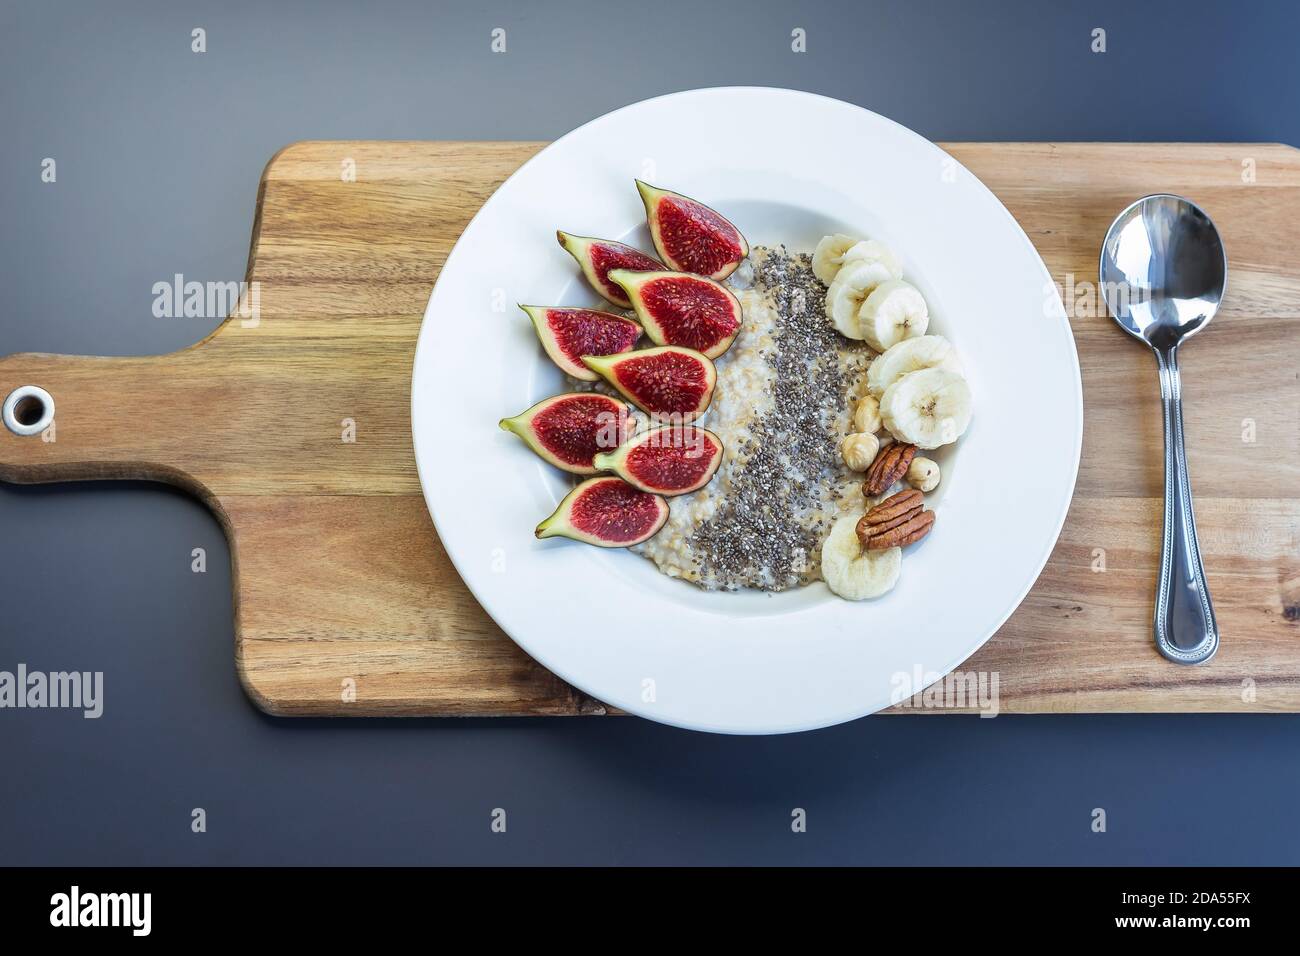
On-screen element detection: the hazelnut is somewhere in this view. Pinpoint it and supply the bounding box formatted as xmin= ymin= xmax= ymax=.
xmin=852 ymin=395 xmax=882 ymax=434
xmin=906 ymin=456 xmax=940 ymax=492
xmin=841 ymin=432 xmax=880 ymax=472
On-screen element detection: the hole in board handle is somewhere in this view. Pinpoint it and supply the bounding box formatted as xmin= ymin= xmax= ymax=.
xmin=3 ymin=386 xmax=55 ymax=437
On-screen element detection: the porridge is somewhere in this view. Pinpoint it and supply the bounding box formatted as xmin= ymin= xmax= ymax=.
xmin=634 ymin=247 xmax=871 ymax=591
xmin=507 ymin=180 xmax=973 ymax=600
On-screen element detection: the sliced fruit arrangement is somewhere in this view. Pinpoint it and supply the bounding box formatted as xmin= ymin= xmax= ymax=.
xmin=593 ymin=425 xmax=724 ymax=496
xmin=499 ymin=392 xmax=632 ymax=475
xmin=815 ymin=234 xmax=901 ymax=284
xmin=637 ymin=181 xmax=749 ymax=280
xmin=607 ymin=269 xmax=742 ymax=359
xmin=825 ymin=257 xmax=904 ymax=340
xmin=582 ymin=346 xmax=717 ymax=421
xmin=556 ymin=231 xmax=663 ymax=308
xmin=520 ymin=305 xmax=642 ymax=380
xmin=517 ymin=183 xmax=749 ymax=549
xmin=815 ymin=232 xmax=935 ymax=349
xmin=815 ymin=236 xmax=904 ymax=286
xmin=535 ymin=476 xmax=669 ymax=547
xmin=820 ymin=512 xmax=901 ymax=600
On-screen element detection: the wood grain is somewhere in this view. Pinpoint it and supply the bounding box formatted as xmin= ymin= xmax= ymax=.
xmin=1 ymin=141 xmax=1296 ymax=716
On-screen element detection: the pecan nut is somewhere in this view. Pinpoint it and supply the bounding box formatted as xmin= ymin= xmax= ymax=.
xmin=856 ymin=488 xmax=936 ymax=551
xmin=862 ymin=441 xmax=917 ymax=496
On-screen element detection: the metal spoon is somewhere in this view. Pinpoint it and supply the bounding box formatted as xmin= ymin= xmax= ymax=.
xmin=1100 ymin=194 xmax=1224 ymax=664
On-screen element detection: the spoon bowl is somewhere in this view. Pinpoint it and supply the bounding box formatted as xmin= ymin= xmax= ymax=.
xmin=1101 ymin=194 xmax=1226 ymax=348
xmin=1100 ymin=194 xmax=1224 ymax=665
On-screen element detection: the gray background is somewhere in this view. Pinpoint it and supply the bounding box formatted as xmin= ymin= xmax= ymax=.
xmin=2 ymin=0 xmax=1298 ymax=865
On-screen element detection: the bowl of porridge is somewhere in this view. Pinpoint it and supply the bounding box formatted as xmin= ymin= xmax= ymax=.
xmin=413 ymin=88 xmax=1082 ymax=733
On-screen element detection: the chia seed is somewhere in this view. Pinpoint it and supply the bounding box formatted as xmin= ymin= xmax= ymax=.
xmin=689 ymin=246 xmax=871 ymax=591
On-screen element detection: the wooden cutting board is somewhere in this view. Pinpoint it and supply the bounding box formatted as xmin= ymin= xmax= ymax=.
xmin=2 ymin=141 xmax=1297 ymax=717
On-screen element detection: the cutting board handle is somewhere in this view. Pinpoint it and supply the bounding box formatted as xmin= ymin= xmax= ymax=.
xmin=0 ymin=349 xmax=209 ymax=494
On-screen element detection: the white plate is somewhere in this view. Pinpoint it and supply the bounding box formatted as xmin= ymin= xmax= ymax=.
xmin=413 ymin=88 xmax=1081 ymax=734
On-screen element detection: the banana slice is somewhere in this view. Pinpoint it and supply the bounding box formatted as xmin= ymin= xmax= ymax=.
xmin=879 ymin=367 xmax=973 ymax=449
xmin=866 ymin=335 xmax=963 ymax=396
xmin=826 ymin=259 xmax=896 ymax=339
xmin=820 ymin=513 xmax=901 ymax=600
xmin=857 ymin=279 xmax=929 ymax=352
xmin=841 ymin=239 xmax=903 ymax=278
xmin=812 ymin=234 xmax=858 ymax=285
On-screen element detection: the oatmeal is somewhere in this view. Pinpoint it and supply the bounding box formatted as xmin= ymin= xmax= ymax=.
xmin=633 ymin=246 xmax=873 ymax=590
xmin=521 ymin=182 xmax=971 ymax=600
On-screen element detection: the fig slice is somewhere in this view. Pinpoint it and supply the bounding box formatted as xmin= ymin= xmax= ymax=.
xmin=520 ymin=305 xmax=642 ymax=381
xmin=581 ymin=346 xmax=717 ymax=422
xmin=556 ymin=231 xmax=663 ymax=308
xmin=592 ymin=425 xmax=724 ymax=496
xmin=608 ymin=269 xmax=742 ymax=359
xmin=636 ymin=181 xmax=749 ymax=280
xmin=499 ymin=392 xmax=631 ymax=475
xmin=535 ymin=476 xmax=669 ymax=547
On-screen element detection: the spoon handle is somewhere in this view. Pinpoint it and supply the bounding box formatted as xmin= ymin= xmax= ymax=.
xmin=1153 ymin=346 xmax=1219 ymax=664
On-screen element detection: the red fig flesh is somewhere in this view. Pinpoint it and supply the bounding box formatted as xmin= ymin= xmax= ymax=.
xmin=556 ymin=231 xmax=663 ymax=308
xmin=636 ymin=181 xmax=749 ymax=280
xmin=581 ymin=346 xmax=717 ymax=422
xmin=500 ymin=393 xmax=631 ymax=474
xmin=608 ymin=270 xmax=742 ymax=359
xmin=535 ymin=476 xmax=669 ymax=547
xmin=593 ymin=425 xmax=724 ymax=496
xmin=520 ymin=305 xmax=641 ymax=381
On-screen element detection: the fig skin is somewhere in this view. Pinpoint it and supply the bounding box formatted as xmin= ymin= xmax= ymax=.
xmin=535 ymin=476 xmax=669 ymax=547
xmin=520 ymin=304 xmax=641 ymax=381
xmin=581 ymin=346 xmax=717 ymax=422
xmin=636 ymin=181 xmax=749 ymax=281
xmin=607 ymin=269 xmax=742 ymax=360
xmin=556 ymin=231 xmax=662 ymax=308
xmin=500 ymin=392 xmax=631 ymax=475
